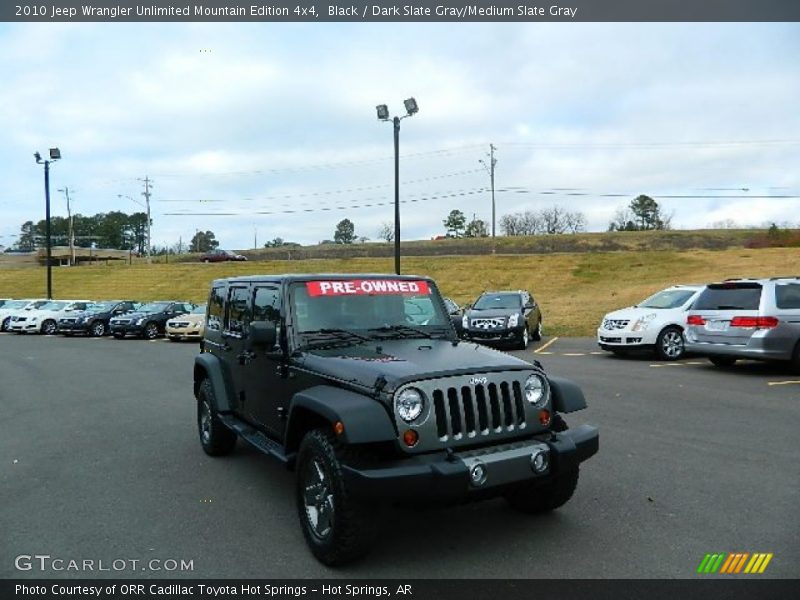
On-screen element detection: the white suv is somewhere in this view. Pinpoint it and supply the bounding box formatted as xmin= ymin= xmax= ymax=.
xmin=597 ymin=285 xmax=705 ymax=360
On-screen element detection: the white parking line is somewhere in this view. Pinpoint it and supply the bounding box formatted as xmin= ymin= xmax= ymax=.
xmin=533 ymin=336 xmax=559 ymax=354
xmin=562 ymin=352 xmax=586 ymax=356
xmin=767 ymin=380 xmax=800 ymax=386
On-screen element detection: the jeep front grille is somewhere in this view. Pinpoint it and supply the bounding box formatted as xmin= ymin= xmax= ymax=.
xmin=432 ymin=381 xmax=526 ymax=442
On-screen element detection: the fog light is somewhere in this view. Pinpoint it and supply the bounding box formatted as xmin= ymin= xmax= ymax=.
xmin=469 ymin=463 xmax=488 ymax=487
xmin=403 ymin=429 xmax=419 ymax=447
xmin=530 ymin=449 xmax=549 ymax=474
xmin=538 ymin=409 xmax=551 ymax=426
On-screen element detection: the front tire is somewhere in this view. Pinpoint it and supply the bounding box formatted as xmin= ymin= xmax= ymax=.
xmin=655 ymin=326 xmax=684 ymax=361
xmin=41 ymin=319 xmax=57 ymax=335
xmin=531 ymin=320 xmax=542 ymax=342
xmin=516 ymin=326 xmax=530 ymax=350
xmin=90 ymin=320 xmax=106 ymax=337
xmin=505 ymin=468 xmax=580 ymax=514
xmin=1 ymin=317 xmax=10 ymax=331
xmin=197 ymin=379 xmax=237 ymax=456
xmin=296 ymin=429 xmax=378 ymax=566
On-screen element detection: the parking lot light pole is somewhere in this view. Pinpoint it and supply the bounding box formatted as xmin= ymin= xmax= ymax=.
xmin=35 ymin=148 xmax=61 ymax=299
xmin=376 ymin=98 xmax=418 ymax=275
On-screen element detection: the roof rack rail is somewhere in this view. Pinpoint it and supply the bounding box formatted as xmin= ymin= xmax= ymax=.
xmin=769 ymin=275 xmax=800 ymax=280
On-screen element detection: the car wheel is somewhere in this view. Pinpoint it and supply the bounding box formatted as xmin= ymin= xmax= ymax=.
xmin=197 ymin=379 xmax=237 ymax=456
xmin=143 ymin=322 xmax=159 ymax=340
xmin=90 ymin=321 xmax=106 ymax=337
xmin=709 ymin=356 xmax=737 ymax=367
xmin=655 ymin=326 xmax=684 ymax=361
xmin=531 ymin=319 xmax=542 ymax=342
xmin=296 ymin=428 xmax=379 ymax=566
xmin=505 ymin=467 xmax=580 ymax=514
xmin=516 ymin=326 xmax=530 ymax=350
xmin=1 ymin=317 xmax=10 ymax=331
xmin=41 ymin=320 xmax=57 ymax=335
xmin=788 ymin=341 xmax=800 ymax=374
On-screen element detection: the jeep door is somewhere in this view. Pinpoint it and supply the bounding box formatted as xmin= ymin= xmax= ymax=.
xmin=240 ymin=284 xmax=299 ymax=437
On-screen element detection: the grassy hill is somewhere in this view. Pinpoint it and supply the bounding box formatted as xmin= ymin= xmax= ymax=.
xmin=1 ymin=245 xmax=797 ymax=336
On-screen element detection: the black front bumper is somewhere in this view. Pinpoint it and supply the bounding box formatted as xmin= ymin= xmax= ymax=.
xmin=342 ymin=425 xmax=599 ymax=501
xmin=462 ymin=325 xmax=525 ymax=344
xmin=109 ymin=323 xmax=145 ymax=336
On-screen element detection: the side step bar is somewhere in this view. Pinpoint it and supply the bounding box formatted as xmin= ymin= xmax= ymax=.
xmin=218 ymin=414 xmax=293 ymax=466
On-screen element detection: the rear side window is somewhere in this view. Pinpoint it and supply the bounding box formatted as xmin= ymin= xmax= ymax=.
xmin=693 ymin=284 xmax=762 ymax=311
xmin=226 ymin=287 xmax=251 ymax=334
xmin=207 ymin=286 xmax=225 ymax=331
xmin=776 ymin=284 xmax=800 ymax=309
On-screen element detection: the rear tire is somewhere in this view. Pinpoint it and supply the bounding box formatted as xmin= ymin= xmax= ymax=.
xmin=516 ymin=326 xmax=530 ymax=350
xmin=709 ymin=356 xmax=737 ymax=367
xmin=143 ymin=322 xmax=159 ymax=340
xmin=197 ymin=379 xmax=237 ymax=456
xmin=789 ymin=342 xmax=800 ymax=375
xmin=296 ymin=428 xmax=379 ymax=566
xmin=90 ymin=320 xmax=106 ymax=337
xmin=41 ymin=319 xmax=57 ymax=335
xmin=505 ymin=468 xmax=580 ymax=514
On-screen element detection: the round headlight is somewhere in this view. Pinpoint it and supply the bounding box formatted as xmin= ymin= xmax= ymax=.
xmin=395 ymin=388 xmax=424 ymax=422
xmin=524 ymin=374 xmax=548 ymax=407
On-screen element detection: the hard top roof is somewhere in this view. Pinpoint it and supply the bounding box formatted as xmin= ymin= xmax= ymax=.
xmin=211 ymin=273 xmax=434 ymax=286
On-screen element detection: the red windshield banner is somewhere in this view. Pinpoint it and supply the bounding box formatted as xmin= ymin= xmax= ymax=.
xmin=306 ymin=279 xmax=430 ymax=297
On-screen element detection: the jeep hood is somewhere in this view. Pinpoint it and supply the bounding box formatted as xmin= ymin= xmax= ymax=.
xmin=301 ymin=338 xmax=535 ymax=391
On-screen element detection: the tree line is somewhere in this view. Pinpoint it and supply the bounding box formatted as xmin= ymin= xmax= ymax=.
xmin=12 ymin=211 xmax=149 ymax=253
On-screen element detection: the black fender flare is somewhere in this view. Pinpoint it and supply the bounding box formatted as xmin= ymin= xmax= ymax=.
xmin=549 ymin=376 xmax=587 ymax=413
xmin=285 ymin=386 xmax=397 ymax=451
xmin=193 ymin=353 xmax=234 ymax=412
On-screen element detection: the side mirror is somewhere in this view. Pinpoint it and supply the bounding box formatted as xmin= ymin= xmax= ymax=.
xmin=250 ymin=320 xmax=277 ymax=349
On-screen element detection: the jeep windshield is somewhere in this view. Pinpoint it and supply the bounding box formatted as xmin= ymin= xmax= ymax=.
xmin=473 ymin=293 xmax=521 ymax=310
xmin=291 ymin=279 xmax=453 ymax=346
xmin=136 ymin=302 xmax=170 ymax=314
xmin=639 ymin=289 xmax=697 ymax=309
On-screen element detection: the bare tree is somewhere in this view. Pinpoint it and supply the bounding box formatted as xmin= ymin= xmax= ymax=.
xmin=377 ymin=222 xmax=394 ymax=243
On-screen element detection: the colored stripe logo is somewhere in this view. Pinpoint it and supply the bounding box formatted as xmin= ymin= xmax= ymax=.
xmin=697 ymin=553 xmax=773 ymax=574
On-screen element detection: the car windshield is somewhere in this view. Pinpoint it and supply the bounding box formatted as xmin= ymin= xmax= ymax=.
xmin=290 ymin=279 xmax=451 ymax=343
xmin=38 ymin=301 xmax=67 ymax=311
xmin=137 ymin=302 xmax=170 ymax=313
xmin=473 ymin=293 xmax=521 ymax=310
xmin=191 ymin=304 xmax=206 ymax=314
xmin=86 ymin=302 xmax=115 ymax=312
xmin=4 ymin=300 xmax=29 ymax=309
xmin=639 ymin=289 xmax=698 ymax=309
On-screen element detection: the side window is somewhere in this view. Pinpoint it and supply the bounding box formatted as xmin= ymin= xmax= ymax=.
xmin=253 ymin=287 xmax=281 ymax=323
xmin=226 ymin=287 xmax=251 ymax=335
xmin=207 ymin=286 xmax=225 ymax=331
xmin=776 ymin=284 xmax=800 ymax=309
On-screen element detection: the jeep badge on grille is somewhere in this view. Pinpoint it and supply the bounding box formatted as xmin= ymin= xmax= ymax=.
xmin=469 ymin=376 xmax=488 ymax=385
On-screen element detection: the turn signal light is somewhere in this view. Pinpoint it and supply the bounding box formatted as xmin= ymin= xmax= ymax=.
xmin=730 ymin=316 xmax=779 ymax=329
xmin=538 ymin=409 xmax=551 ymax=426
xmin=687 ymin=315 xmax=706 ymax=326
xmin=333 ymin=421 xmax=345 ymax=436
xmin=403 ymin=429 xmax=419 ymax=447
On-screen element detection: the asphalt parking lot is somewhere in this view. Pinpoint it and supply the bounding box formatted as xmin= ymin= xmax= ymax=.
xmin=1 ymin=333 xmax=798 ymax=578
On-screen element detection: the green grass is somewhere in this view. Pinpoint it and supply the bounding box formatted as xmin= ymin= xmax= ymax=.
xmin=1 ymin=246 xmax=797 ymax=336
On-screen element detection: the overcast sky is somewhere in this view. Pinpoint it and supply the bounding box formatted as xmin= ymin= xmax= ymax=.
xmin=1 ymin=22 xmax=798 ymax=250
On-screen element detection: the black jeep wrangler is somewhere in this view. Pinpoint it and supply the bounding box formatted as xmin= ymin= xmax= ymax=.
xmin=193 ymin=274 xmax=598 ymax=565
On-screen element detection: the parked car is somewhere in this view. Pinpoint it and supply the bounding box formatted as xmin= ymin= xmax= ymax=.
xmin=193 ymin=274 xmax=598 ymax=565
xmin=0 ymin=299 xmax=48 ymax=331
xmin=166 ymin=304 xmax=207 ymax=341
xmin=110 ymin=301 xmax=194 ymax=339
xmin=597 ymin=284 xmax=705 ymax=360
xmin=685 ymin=277 xmax=800 ymax=372
xmin=461 ymin=290 xmax=543 ymax=349
xmin=200 ymin=249 xmax=247 ymax=263
xmin=58 ymin=300 xmax=140 ymax=337
xmin=8 ymin=300 xmax=93 ymax=335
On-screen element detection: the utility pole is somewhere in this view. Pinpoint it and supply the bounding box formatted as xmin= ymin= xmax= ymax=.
xmin=254 ymin=226 xmax=257 ymax=250
xmin=139 ymin=176 xmax=153 ymax=264
xmin=58 ymin=187 xmax=75 ymax=266
xmin=479 ymin=144 xmax=498 ymax=252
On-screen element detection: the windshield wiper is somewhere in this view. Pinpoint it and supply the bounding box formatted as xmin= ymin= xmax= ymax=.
xmin=367 ymin=324 xmax=450 ymax=340
xmin=298 ymin=328 xmax=371 ymax=349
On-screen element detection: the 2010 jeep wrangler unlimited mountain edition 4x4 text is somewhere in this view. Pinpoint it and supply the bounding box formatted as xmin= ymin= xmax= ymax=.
xmin=193 ymin=274 xmax=598 ymax=565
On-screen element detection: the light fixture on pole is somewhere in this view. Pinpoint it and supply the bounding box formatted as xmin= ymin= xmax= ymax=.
xmin=35 ymin=148 xmax=61 ymax=299
xmin=376 ymin=98 xmax=418 ymax=275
